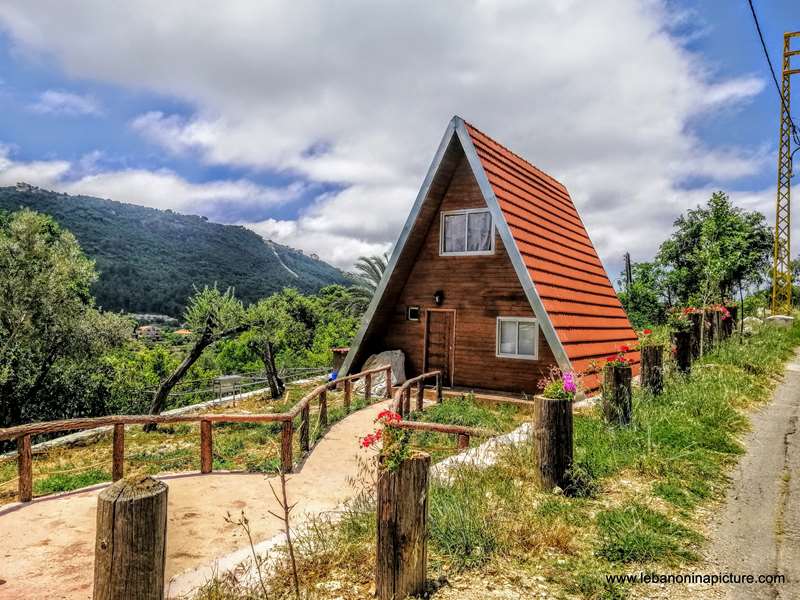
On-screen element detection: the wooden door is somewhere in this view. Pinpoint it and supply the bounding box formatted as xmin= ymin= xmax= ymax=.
xmin=424 ymin=310 xmax=455 ymax=386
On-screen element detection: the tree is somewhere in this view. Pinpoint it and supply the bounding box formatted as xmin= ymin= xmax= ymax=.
xmin=617 ymin=261 xmax=670 ymax=328
xmin=336 ymin=253 xmax=388 ymax=316
xmin=0 ymin=209 xmax=131 ymax=429
xmin=658 ymin=191 xmax=772 ymax=308
xmin=146 ymin=286 xmax=248 ymax=421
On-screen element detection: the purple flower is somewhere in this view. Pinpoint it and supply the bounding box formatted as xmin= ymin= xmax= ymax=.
xmin=562 ymin=372 xmax=577 ymax=394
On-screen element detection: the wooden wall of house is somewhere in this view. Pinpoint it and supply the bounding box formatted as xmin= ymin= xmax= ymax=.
xmin=377 ymin=155 xmax=557 ymax=394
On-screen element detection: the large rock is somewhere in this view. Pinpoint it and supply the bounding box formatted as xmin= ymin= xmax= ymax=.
xmin=743 ymin=316 xmax=764 ymax=335
xmin=354 ymin=350 xmax=406 ymax=396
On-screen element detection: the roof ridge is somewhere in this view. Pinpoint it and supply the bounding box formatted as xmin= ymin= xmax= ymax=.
xmin=463 ymin=119 xmax=566 ymax=190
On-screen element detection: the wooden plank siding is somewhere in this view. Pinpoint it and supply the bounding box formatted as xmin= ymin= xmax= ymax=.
xmin=367 ymin=156 xmax=557 ymax=394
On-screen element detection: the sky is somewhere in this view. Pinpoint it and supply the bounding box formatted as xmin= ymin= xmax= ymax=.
xmin=0 ymin=0 xmax=797 ymax=279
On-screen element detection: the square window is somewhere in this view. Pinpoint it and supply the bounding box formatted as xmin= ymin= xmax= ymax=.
xmin=496 ymin=317 xmax=538 ymax=359
xmin=440 ymin=209 xmax=493 ymax=255
xmin=407 ymin=306 xmax=420 ymax=321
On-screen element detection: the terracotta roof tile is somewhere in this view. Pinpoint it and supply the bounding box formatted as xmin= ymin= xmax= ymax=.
xmin=465 ymin=121 xmax=640 ymax=387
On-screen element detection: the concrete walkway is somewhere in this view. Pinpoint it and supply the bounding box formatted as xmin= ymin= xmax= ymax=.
xmin=0 ymin=400 xmax=388 ymax=600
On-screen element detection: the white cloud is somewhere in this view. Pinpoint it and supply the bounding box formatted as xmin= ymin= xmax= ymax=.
xmin=0 ymin=144 xmax=300 ymax=221
xmin=29 ymin=89 xmax=101 ymax=116
xmin=0 ymin=0 xmax=773 ymax=269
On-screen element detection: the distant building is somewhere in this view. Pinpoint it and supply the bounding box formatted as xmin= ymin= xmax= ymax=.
xmin=135 ymin=325 xmax=162 ymax=341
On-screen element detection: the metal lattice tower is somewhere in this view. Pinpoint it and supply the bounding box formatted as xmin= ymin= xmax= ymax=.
xmin=771 ymin=32 xmax=800 ymax=316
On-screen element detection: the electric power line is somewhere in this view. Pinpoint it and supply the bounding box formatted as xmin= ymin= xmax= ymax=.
xmin=746 ymin=0 xmax=800 ymax=146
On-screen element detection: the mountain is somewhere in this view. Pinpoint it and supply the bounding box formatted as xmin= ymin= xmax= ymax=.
xmin=0 ymin=184 xmax=351 ymax=317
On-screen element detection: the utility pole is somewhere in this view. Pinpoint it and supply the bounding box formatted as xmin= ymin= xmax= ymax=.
xmin=771 ymin=32 xmax=799 ymax=316
xmin=623 ymin=252 xmax=632 ymax=293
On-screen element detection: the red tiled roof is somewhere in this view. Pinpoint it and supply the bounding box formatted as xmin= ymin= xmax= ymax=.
xmin=465 ymin=122 xmax=639 ymax=388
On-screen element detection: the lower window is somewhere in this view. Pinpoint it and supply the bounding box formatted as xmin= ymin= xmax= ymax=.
xmin=496 ymin=317 xmax=538 ymax=359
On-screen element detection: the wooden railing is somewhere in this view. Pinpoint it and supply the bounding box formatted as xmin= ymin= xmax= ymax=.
xmin=390 ymin=370 xmax=489 ymax=448
xmin=0 ymin=365 xmax=392 ymax=503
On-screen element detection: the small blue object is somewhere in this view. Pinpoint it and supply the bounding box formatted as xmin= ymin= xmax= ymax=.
xmin=328 ymin=370 xmax=338 ymax=382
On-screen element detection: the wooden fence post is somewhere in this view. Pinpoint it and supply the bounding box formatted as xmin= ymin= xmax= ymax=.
xmin=375 ymin=453 xmax=430 ymax=600
xmin=533 ymin=395 xmax=573 ymax=490
xmin=601 ymin=363 xmax=632 ymax=425
xmin=93 ymin=475 xmax=167 ymax=600
xmin=385 ymin=367 xmax=393 ymax=398
xmin=112 ymin=424 xmax=125 ymax=482
xmin=416 ymin=380 xmax=425 ymax=412
xmin=200 ymin=420 xmax=212 ymax=474
xmin=689 ymin=312 xmax=702 ymax=359
xmin=673 ymin=330 xmax=692 ymax=375
xmin=640 ymin=345 xmax=664 ymax=395
xmin=344 ymin=378 xmax=352 ymax=412
xmin=404 ymin=387 xmax=411 ymax=417
xmin=365 ymin=373 xmax=372 ymax=403
xmin=300 ymin=403 xmax=310 ymax=452
xmin=457 ymin=433 xmax=469 ymax=450
xmin=281 ymin=420 xmax=293 ymax=473
xmin=17 ymin=434 xmax=32 ymax=503
xmin=319 ymin=389 xmax=328 ymax=428
xmin=436 ymin=372 xmax=443 ymax=403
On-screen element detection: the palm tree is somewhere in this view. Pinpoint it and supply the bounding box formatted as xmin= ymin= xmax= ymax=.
xmin=337 ymin=253 xmax=388 ymax=316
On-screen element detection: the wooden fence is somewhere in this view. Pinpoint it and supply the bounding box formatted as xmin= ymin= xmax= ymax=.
xmin=390 ymin=370 xmax=489 ymax=448
xmin=0 ymin=365 xmax=392 ymax=503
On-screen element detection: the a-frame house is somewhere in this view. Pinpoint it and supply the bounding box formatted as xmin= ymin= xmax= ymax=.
xmin=341 ymin=116 xmax=639 ymax=393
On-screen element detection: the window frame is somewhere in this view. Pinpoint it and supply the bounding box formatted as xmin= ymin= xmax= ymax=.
xmin=495 ymin=316 xmax=539 ymax=360
xmin=439 ymin=208 xmax=495 ymax=256
xmin=407 ymin=305 xmax=421 ymax=321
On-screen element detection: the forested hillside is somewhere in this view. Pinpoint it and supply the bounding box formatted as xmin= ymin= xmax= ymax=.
xmin=0 ymin=185 xmax=349 ymax=316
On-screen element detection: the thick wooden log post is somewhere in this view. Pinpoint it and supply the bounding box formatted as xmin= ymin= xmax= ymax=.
xmin=533 ymin=395 xmax=573 ymax=490
xmin=93 ymin=475 xmax=168 ymax=600
xmin=707 ymin=311 xmax=720 ymax=348
xmin=416 ymin=380 xmax=425 ymax=411
xmin=673 ymin=330 xmax=692 ymax=375
xmin=722 ymin=305 xmax=737 ymax=338
xmin=689 ymin=312 xmax=702 ymax=359
xmin=640 ymin=345 xmax=664 ymax=395
xmin=281 ymin=420 xmax=293 ymax=473
xmin=17 ymin=434 xmax=32 ymax=503
xmin=365 ymin=373 xmax=372 ymax=403
xmin=601 ymin=363 xmax=632 ymax=425
xmin=457 ymin=433 xmax=469 ymax=450
xmin=319 ymin=389 xmax=328 ymax=428
xmin=384 ymin=366 xmax=393 ymax=398
xmin=200 ymin=420 xmax=212 ymax=474
xmin=300 ymin=403 xmax=310 ymax=452
xmin=344 ymin=378 xmax=352 ymax=412
xmin=112 ymin=424 xmax=125 ymax=482
xmin=436 ymin=372 xmax=443 ymax=403
xmin=375 ymin=453 xmax=430 ymax=600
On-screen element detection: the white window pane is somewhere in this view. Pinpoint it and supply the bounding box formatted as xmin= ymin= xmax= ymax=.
xmin=443 ymin=213 xmax=466 ymax=253
xmin=467 ymin=211 xmax=492 ymax=251
xmin=499 ymin=320 xmax=517 ymax=354
xmin=518 ymin=322 xmax=536 ymax=356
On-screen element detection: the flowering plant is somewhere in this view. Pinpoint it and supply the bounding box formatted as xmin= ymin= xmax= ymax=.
xmin=538 ymin=366 xmax=580 ymax=400
xmin=604 ymin=345 xmax=635 ymax=367
xmin=668 ymin=307 xmax=693 ymax=332
xmin=709 ymin=303 xmax=732 ymax=321
xmin=359 ymin=409 xmax=409 ymax=471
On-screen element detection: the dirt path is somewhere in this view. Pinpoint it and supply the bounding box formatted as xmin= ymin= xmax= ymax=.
xmin=0 ymin=400 xmax=388 ymax=600
xmin=701 ymin=351 xmax=800 ymax=599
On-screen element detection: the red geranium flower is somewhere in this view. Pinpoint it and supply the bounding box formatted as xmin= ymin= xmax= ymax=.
xmin=375 ymin=410 xmax=401 ymax=424
xmin=643 ymin=328 xmax=652 ymax=335
xmin=620 ymin=345 xmax=630 ymax=353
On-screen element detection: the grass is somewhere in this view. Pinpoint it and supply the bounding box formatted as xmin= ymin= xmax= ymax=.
xmin=189 ymin=321 xmax=800 ymax=600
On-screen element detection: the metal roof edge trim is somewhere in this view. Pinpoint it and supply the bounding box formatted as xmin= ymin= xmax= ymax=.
xmin=340 ymin=117 xmax=459 ymax=376
xmin=454 ymin=117 xmax=573 ymax=372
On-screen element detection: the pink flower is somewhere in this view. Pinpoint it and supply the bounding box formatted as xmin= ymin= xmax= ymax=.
xmin=562 ymin=372 xmax=577 ymax=394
